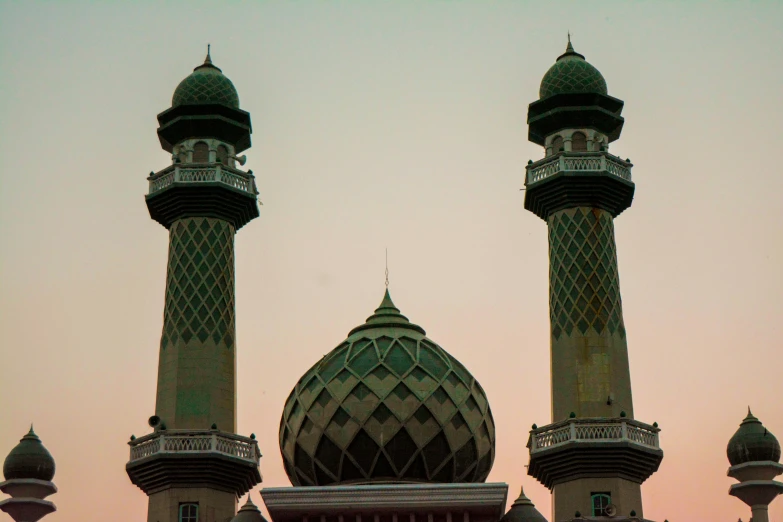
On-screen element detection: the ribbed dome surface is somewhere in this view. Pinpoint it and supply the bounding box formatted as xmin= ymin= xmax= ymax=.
xmin=727 ymin=409 xmax=781 ymax=465
xmin=3 ymin=427 xmax=55 ymax=481
xmin=279 ymin=289 xmax=495 ymax=486
xmin=539 ymin=39 xmax=607 ymax=99
xmin=172 ymin=50 xmax=240 ymax=108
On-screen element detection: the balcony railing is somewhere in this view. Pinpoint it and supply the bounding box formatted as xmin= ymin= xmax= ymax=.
xmin=525 ymin=152 xmax=632 ymax=185
xmin=128 ymin=430 xmax=260 ymax=465
xmin=527 ymin=418 xmax=659 ymax=453
xmin=148 ymin=164 xmax=258 ymax=196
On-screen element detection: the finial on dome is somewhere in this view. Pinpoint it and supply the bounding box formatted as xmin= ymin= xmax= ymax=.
xmin=567 ymin=31 xmax=574 ymax=52
xmin=385 ymin=248 xmax=389 ymax=288
xmin=205 ymin=44 xmax=212 ymax=65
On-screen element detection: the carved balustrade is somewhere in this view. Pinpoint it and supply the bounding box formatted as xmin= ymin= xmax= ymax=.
xmin=526 ymin=152 xmax=633 ymax=185
xmin=148 ymin=164 xmax=257 ymax=196
xmin=528 ymin=418 xmax=659 ymax=453
xmin=128 ymin=430 xmax=260 ymax=465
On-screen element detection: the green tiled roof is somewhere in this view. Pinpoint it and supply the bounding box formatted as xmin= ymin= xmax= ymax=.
xmin=172 ymin=51 xmax=240 ymax=109
xmin=3 ymin=426 xmax=55 ymax=481
xmin=279 ymin=289 xmax=495 ymax=486
xmin=539 ymin=39 xmax=607 ymax=99
xmin=727 ymin=409 xmax=781 ymax=465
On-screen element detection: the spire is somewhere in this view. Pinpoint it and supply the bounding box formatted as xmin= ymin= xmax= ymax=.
xmin=204 ymin=44 xmax=213 ymax=65
xmin=742 ymin=408 xmax=761 ymax=425
xmin=512 ymin=486 xmax=535 ymax=507
xmin=566 ymin=31 xmax=574 ymax=53
xmin=347 ymin=287 xmax=426 ymax=336
xmin=194 ymin=44 xmax=222 ymax=72
xmin=238 ymin=495 xmax=260 ymax=512
xmin=556 ymin=33 xmax=585 ymax=62
xmin=385 ymin=248 xmax=389 ymax=288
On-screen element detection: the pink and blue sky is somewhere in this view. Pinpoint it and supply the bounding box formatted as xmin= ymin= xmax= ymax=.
xmin=1 ymin=2 xmax=782 ymax=521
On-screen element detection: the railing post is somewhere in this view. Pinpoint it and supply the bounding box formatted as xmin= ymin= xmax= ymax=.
xmin=174 ymin=166 xmax=180 ymax=182
xmin=600 ymin=154 xmax=607 ymax=171
xmin=215 ymin=165 xmax=222 ymax=183
xmin=211 ymin=433 xmax=218 ymax=451
xmin=621 ymin=421 xmax=628 ymax=440
xmin=159 ymin=434 xmax=165 ymax=452
xmin=529 ymin=433 xmax=537 ymax=451
xmin=569 ymin=421 xmax=577 ymax=441
xmin=558 ymin=155 xmax=565 ymax=173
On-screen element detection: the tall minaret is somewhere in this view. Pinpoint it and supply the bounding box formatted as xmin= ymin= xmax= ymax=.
xmin=126 ymin=48 xmax=262 ymax=522
xmin=523 ymin=38 xmax=663 ymax=521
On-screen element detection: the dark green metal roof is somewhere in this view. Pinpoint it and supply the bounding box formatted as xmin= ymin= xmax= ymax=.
xmin=172 ymin=49 xmax=240 ymax=109
xmin=539 ymin=38 xmax=607 ymax=99
xmin=231 ymin=497 xmax=268 ymax=522
xmin=3 ymin=426 xmax=55 ymax=481
xmin=500 ymin=488 xmax=548 ymax=522
xmin=279 ymin=288 xmax=495 ymax=486
xmin=727 ymin=409 xmax=781 ymax=465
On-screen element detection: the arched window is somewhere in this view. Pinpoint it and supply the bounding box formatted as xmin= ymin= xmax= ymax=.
xmin=216 ymin=145 xmax=229 ymax=164
xmin=571 ymin=132 xmax=587 ymax=152
xmin=551 ymin=136 xmax=564 ymax=154
xmin=193 ymin=142 xmax=209 ymax=163
xmin=179 ymin=503 xmax=198 ymax=522
xmin=591 ymin=493 xmax=612 ymax=516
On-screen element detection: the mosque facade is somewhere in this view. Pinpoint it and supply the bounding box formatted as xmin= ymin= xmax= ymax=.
xmin=1 ymin=40 xmax=782 ymax=522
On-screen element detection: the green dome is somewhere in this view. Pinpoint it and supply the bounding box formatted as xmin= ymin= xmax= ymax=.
xmin=3 ymin=426 xmax=55 ymax=481
xmin=279 ymin=289 xmax=495 ymax=486
xmin=727 ymin=409 xmax=781 ymax=466
xmin=539 ymin=39 xmax=607 ymax=99
xmin=172 ymin=49 xmax=240 ymax=109
xmin=231 ymin=497 xmax=268 ymax=522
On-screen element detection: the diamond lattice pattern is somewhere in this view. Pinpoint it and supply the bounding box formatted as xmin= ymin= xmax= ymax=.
xmin=539 ymin=57 xmax=608 ymax=99
xmin=280 ymin=334 xmax=496 ymax=486
xmin=161 ymin=217 xmax=236 ymax=350
xmin=548 ymin=207 xmax=626 ymax=339
xmin=172 ymin=69 xmax=240 ymax=108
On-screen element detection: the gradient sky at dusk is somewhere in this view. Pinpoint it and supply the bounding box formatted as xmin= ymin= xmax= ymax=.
xmin=1 ymin=2 xmax=782 ymax=521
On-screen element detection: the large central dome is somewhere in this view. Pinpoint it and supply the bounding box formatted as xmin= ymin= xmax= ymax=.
xmin=279 ymin=289 xmax=495 ymax=486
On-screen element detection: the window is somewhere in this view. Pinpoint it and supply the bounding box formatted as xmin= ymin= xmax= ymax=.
xmin=551 ymin=136 xmax=564 ymax=154
xmin=179 ymin=503 xmax=198 ymax=522
xmin=571 ymin=132 xmax=587 ymax=152
xmin=591 ymin=493 xmax=611 ymax=516
xmin=216 ymin=145 xmax=229 ymax=164
xmin=193 ymin=142 xmax=209 ymax=163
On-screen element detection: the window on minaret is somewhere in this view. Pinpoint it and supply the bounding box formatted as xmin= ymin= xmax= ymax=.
xmin=193 ymin=142 xmax=209 ymax=163
xmin=591 ymin=493 xmax=611 ymax=516
xmin=179 ymin=503 xmax=198 ymax=522
xmin=552 ymin=136 xmax=564 ymax=154
xmin=217 ymin=144 xmax=229 ymax=164
xmin=571 ymin=132 xmax=587 ymax=152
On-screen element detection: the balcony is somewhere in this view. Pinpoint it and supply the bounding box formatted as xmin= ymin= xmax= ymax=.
xmin=148 ymin=164 xmax=258 ymax=197
xmin=526 ymin=418 xmax=663 ymax=489
xmin=126 ymin=430 xmax=262 ymax=496
xmin=523 ymin=152 xmax=635 ymax=220
xmin=526 ymin=152 xmax=632 ymax=186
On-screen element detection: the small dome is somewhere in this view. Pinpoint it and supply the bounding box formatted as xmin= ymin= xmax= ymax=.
xmin=727 ymin=409 xmax=781 ymax=465
xmin=172 ymin=48 xmax=240 ymax=109
xmin=500 ymin=488 xmax=548 ymax=522
xmin=3 ymin=426 xmax=55 ymax=481
xmin=231 ymin=496 xmax=268 ymax=522
xmin=539 ymin=38 xmax=607 ymax=99
xmin=279 ymin=289 xmax=495 ymax=486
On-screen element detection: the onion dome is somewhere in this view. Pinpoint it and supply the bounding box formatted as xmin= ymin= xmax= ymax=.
xmin=727 ymin=409 xmax=781 ymax=466
xmin=172 ymin=46 xmax=240 ymax=109
xmin=231 ymin=497 xmax=268 ymax=522
xmin=500 ymin=488 xmax=548 ymax=522
xmin=3 ymin=426 xmax=55 ymax=481
xmin=539 ymin=36 xmax=608 ymax=99
xmin=279 ymin=289 xmax=496 ymax=486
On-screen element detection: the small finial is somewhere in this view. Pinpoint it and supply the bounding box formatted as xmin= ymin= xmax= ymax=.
xmin=204 ymin=44 xmax=212 ymax=65
xmin=29 ymin=423 xmax=34 ymax=434
xmin=385 ymin=248 xmax=389 ymax=288
xmin=566 ymin=32 xmax=575 ymax=53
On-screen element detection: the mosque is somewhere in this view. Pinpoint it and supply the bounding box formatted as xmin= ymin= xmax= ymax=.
xmin=1 ymin=39 xmax=781 ymax=522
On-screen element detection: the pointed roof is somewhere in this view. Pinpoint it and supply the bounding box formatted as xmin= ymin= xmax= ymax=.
xmin=500 ymin=487 xmax=548 ymax=522
xmin=539 ymin=36 xmax=607 ymax=99
xmin=3 ymin=425 xmax=56 ymax=481
xmin=347 ymin=288 xmax=426 ymax=336
xmin=727 ymin=408 xmax=781 ymax=465
xmin=172 ymin=47 xmax=239 ymax=108
xmin=231 ymin=496 xmax=268 ymax=522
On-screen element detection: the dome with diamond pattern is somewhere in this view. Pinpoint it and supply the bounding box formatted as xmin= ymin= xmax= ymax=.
xmin=172 ymin=48 xmax=240 ymax=109
xmin=279 ymin=289 xmax=496 ymax=486
xmin=539 ymin=37 xmax=608 ymax=99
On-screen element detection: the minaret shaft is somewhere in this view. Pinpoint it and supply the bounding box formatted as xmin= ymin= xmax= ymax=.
xmin=155 ymin=216 xmax=237 ymax=432
xmin=547 ymin=207 xmax=634 ymax=421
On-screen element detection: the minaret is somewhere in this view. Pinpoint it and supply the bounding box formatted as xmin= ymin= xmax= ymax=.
xmin=0 ymin=427 xmax=57 ymax=522
xmin=523 ymin=38 xmax=663 ymax=520
xmin=126 ymin=48 xmax=262 ymax=522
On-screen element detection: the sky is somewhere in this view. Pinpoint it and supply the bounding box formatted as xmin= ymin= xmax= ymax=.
xmin=1 ymin=1 xmax=782 ymax=521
